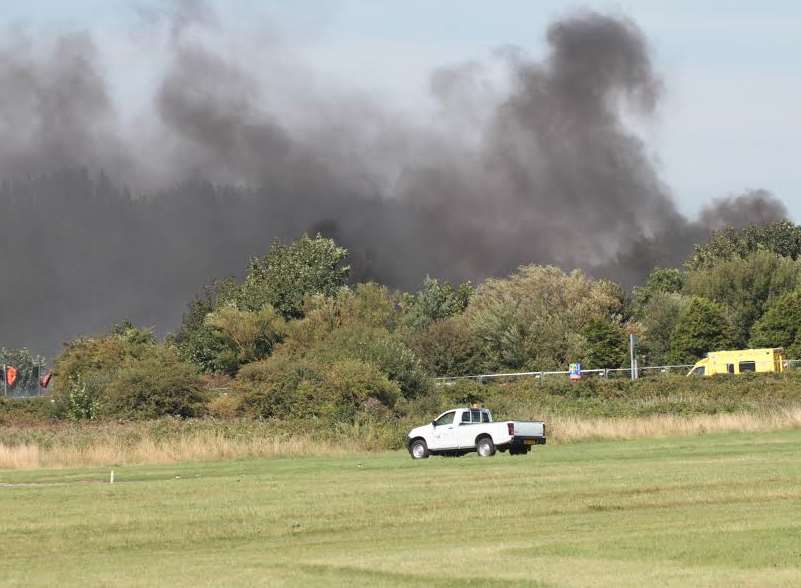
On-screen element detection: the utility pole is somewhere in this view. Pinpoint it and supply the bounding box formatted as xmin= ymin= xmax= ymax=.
xmin=629 ymin=335 xmax=639 ymax=380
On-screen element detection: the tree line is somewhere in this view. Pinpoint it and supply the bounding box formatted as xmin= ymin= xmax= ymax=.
xmin=29 ymin=221 xmax=801 ymax=421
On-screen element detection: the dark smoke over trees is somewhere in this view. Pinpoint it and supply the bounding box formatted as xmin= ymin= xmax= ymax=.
xmin=0 ymin=4 xmax=788 ymax=354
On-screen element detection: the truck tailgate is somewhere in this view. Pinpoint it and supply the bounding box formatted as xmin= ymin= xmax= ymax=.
xmin=511 ymin=421 xmax=545 ymax=438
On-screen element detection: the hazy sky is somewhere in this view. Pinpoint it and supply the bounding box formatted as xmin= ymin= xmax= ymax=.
xmin=4 ymin=0 xmax=801 ymax=219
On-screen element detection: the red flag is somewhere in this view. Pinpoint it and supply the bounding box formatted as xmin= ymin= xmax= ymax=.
xmin=40 ymin=371 xmax=52 ymax=388
xmin=6 ymin=367 xmax=17 ymax=387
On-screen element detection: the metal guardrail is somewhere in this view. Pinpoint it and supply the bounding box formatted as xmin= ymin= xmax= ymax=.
xmin=434 ymin=364 xmax=694 ymax=384
xmin=436 ymin=359 xmax=801 ymax=384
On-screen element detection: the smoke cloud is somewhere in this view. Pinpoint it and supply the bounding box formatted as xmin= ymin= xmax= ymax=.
xmin=0 ymin=5 xmax=787 ymax=355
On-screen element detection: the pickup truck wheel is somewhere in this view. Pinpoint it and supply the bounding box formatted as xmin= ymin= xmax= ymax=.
xmin=476 ymin=436 xmax=496 ymax=457
xmin=410 ymin=439 xmax=429 ymax=459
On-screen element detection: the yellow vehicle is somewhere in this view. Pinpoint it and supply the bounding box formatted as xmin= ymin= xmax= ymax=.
xmin=687 ymin=348 xmax=785 ymax=376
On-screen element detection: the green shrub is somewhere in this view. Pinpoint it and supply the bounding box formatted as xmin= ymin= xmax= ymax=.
xmin=236 ymin=356 xmax=325 ymax=419
xmin=102 ymin=350 xmax=207 ymax=420
xmin=236 ymin=355 xmax=401 ymax=422
xmin=176 ymin=325 xmax=240 ymax=375
xmin=0 ymin=396 xmax=54 ymax=425
xmin=407 ymin=317 xmax=486 ymax=377
xmin=52 ymin=323 xmax=158 ymax=396
xmin=324 ymin=359 xmax=401 ymax=419
xmin=64 ymin=374 xmax=100 ymax=421
xmin=321 ymin=326 xmax=431 ymax=398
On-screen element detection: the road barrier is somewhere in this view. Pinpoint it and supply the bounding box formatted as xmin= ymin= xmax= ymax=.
xmin=435 ymin=360 xmax=800 ymax=384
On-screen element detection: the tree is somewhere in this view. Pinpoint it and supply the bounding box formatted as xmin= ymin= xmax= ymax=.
xmin=582 ymin=319 xmax=627 ymax=369
xmin=750 ymin=289 xmax=801 ymax=358
xmin=633 ymin=267 xmax=686 ymax=312
xmin=171 ymin=279 xmax=240 ymax=346
xmin=464 ymin=265 xmax=626 ymax=371
xmin=684 ymin=251 xmax=801 ymax=346
xmin=238 ymin=234 xmax=350 ymax=319
xmin=53 ymin=323 xmax=158 ymax=396
xmin=401 ymin=276 xmax=473 ymax=330
xmin=637 ymin=292 xmax=691 ymax=365
xmin=407 ymin=317 xmax=486 ymax=377
xmin=204 ymin=305 xmax=287 ymax=366
xmin=687 ymin=221 xmax=801 ymax=270
xmin=669 ymin=297 xmax=736 ymax=363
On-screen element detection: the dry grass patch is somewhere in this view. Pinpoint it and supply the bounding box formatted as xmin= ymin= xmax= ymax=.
xmin=550 ymin=407 xmax=801 ymax=443
xmin=4 ymin=407 xmax=801 ymax=470
xmin=0 ymin=433 xmax=359 ymax=470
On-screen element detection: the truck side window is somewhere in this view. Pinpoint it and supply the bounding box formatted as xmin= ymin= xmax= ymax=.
xmin=690 ymin=366 xmax=705 ymax=376
xmin=481 ymin=411 xmax=490 ymax=423
xmin=727 ymin=364 xmax=734 ymax=374
xmin=739 ymin=361 xmax=756 ymax=372
xmin=470 ymin=409 xmax=481 ymax=422
xmin=434 ymin=411 xmax=455 ymax=426
xmin=461 ymin=412 xmax=471 ymax=423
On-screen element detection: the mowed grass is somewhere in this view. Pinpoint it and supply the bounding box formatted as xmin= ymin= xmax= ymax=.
xmin=2 ymin=431 xmax=801 ymax=587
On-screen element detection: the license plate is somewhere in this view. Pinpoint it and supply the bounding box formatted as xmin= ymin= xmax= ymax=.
xmin=524 ymin=439 xmax=535 ymax=445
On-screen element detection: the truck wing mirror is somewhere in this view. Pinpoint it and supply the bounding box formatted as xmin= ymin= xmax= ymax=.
xmin=431 ymin=420 xmax=436 ymax=427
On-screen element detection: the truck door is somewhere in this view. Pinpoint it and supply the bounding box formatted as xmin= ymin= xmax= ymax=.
xmin=430 ymin=411 xmax=458 ymax=450
xmin=456 ymin=410 xmax=474 ymax=448
xmin=456 ymin=409 xmax=484 ymax=448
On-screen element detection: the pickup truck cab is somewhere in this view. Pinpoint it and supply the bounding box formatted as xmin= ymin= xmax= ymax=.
xmin=406 ymin=407 xmax=546 ymax=459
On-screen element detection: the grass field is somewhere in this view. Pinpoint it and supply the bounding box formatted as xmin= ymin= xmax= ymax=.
xmin=2 ymin=430 xmax=801 ymax=587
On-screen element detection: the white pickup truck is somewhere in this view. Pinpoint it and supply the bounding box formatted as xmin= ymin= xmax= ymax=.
xmin=406 ymin=407 xmax=546 ymax=459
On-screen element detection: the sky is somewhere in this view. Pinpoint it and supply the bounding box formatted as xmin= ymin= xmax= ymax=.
xmin=2 ymin=0 xmax=800 ymax=219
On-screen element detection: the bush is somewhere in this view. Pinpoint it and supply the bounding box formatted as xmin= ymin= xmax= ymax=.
xmin=321 ymin=326 xmax=431 ymax=399
xmin=176 ymin=325 xmax=240 ymax=375
xmin=0 ymin=396 xmax=54 ymax=425
xmin=236 ymin=356 xmax=400 ymax=422
xmin=206 ymin=393 xmax=242 ymax=419
xmin=236 ymin=356 xmax=325 ymax=419
xmin=102 ymin=350 xmax=207 ymax=420
xmin=407 ymin=317 xmax=486 ymax=377
xmin=52 ymin=323 xmax=158 ymax=396
xmin=64 ymin=374 xmax=100 ymax=421
xmin=324 ymin=359 xmax=400 ymax=418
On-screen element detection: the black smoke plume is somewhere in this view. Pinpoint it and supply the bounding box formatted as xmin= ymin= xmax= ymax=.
xmin=0 ymin=6 xmax=787 ymax=354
